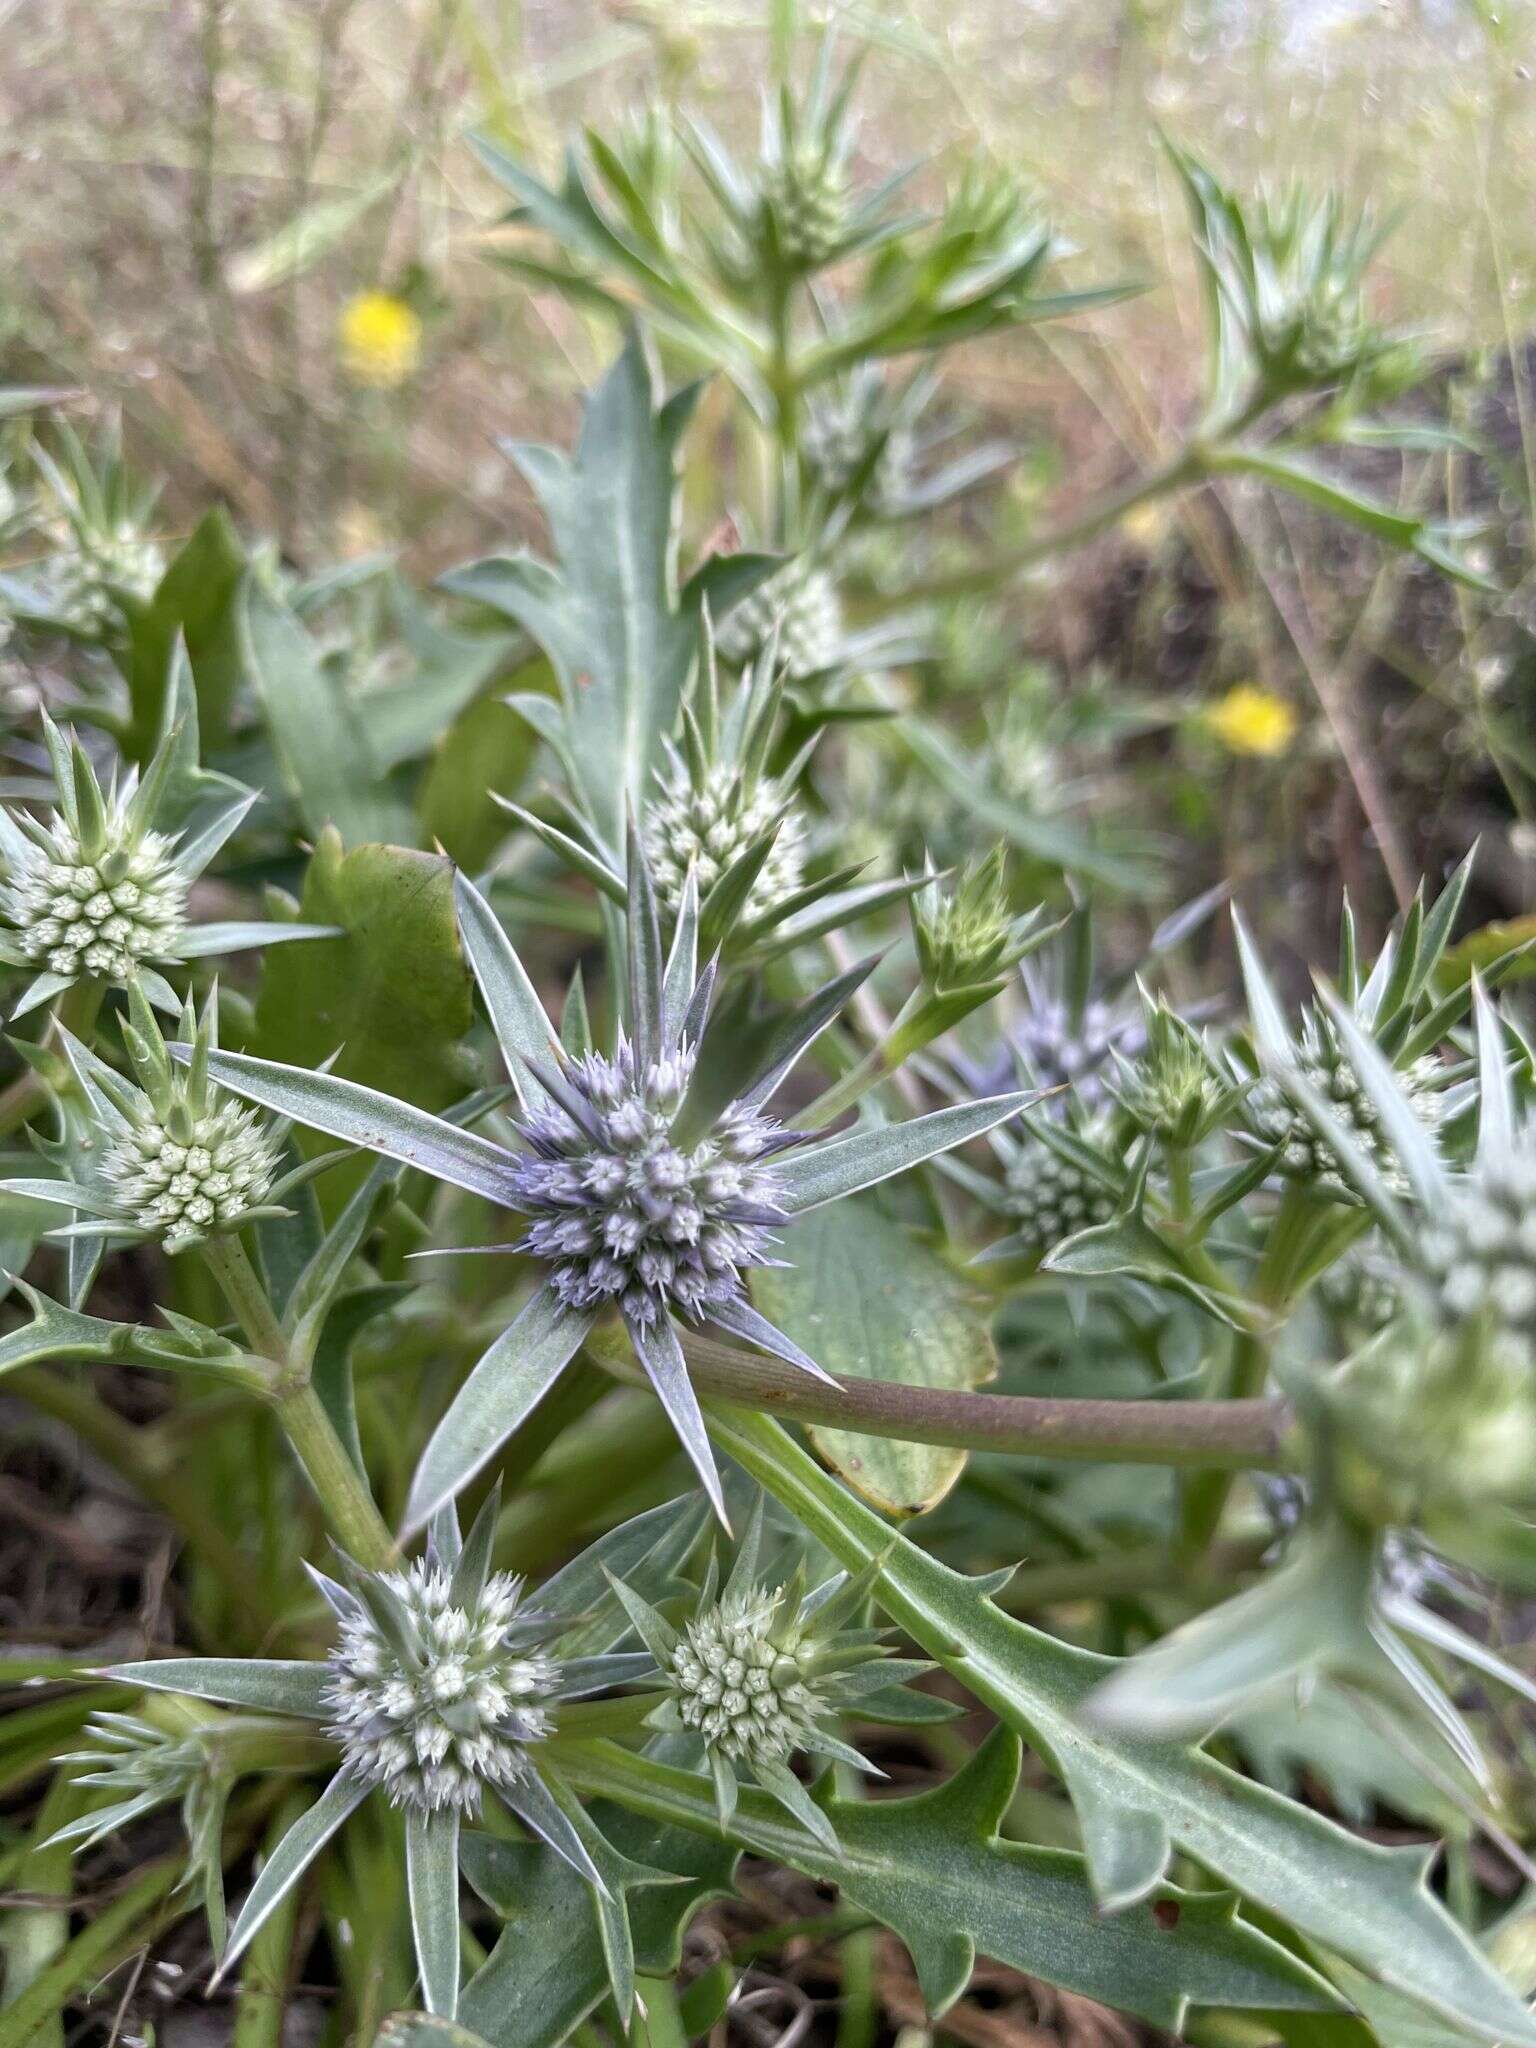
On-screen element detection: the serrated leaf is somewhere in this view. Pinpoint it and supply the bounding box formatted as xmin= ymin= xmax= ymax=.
xmin=707 ymin=1408 xmax=1536 ymax=2048
xmin=752 ymin=1198 xmax=994 ymax=1515
xmin=556 ymin=1732 xmax=1339 ymax=2029
xmin=458 ymin=1806 xmax=736 ymax=2048
xmin=440 ymin=336 xmax=699 ymax=848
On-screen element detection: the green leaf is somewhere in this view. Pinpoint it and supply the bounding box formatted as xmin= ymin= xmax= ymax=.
xmin=557 ymin=1734 xmax=1339 ymax=2030
xmin=707 ymin=1408 xmax=1536 ymax=2048
xmin=752 ymin=1198 xmax=995 ymax=1515
xmin=777 ymin=1092 xmax=1036 ymax=1213
xmin=101 ymin=1659 xmax=331 ymax=1718
xmin=405 ymin=1287 xmax=595 ymax=1532
xmin=440 ymin=336 xmax=700 ymax=847
xmin=250 ymin=831 xmax=476 ymax=1204
xmin=407 ymin=1809 xmax=462 ymax=2019
xmin=240 ymin=577 xmax=407 ymax=846
xmin=1210 ymin=448 xmax=1496 ymax=590
xmin=120 ymin=509 xmax=248 ymax=761
xmin=457 ymin=1806 xmax=736 ymax=2048
xmin=1043 ymin=1213 xmax=1253 ymax=1329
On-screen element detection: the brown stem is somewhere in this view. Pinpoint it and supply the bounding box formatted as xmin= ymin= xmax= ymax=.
xmin=588 ymin=1327 xmax=1295 ymax=1472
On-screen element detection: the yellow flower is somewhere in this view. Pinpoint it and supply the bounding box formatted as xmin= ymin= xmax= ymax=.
xmin=1203 ymin=684 xmax=1298 ymax=758
xmin=338 ymin=292 xmax=422 ymax=389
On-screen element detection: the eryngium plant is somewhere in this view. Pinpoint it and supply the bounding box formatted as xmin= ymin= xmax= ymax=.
xmin=612 ymin=1502 xmax=918 ymax=1847
xmin=0 ymin=985 xmax=285 ymax=1254
xmin=0 ymin=699 xmax=327 ymax=1016
xmin=714 ymin=557 xmax=843 ymax=679
xmin=179 ymin=830 xmax=1032 ymax=1525
xmin=97 ymin=1490 xmax=665 ymax=2022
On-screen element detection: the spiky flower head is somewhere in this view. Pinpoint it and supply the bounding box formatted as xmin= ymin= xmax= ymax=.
xmin=29 ymin=984 xmax=286 ymax=1255
xmin=803 ymin=369 xmax=913 ymax=513
xmin=716 ymin=560 xmax=842 ymax=681
xmin=1330 ymin=1307 xmax=1536 ymax=1523
xmin=1114 ymin=998 xmax=1241 ymax=1149
xmin=645 ymin=764 xmax=806 ymax=928
xmin=913 ymin=848 xmax=1034 ymax=996
xmin=192 ymin=829 xmax=1032 ymax=1528
xmin=1415 ymin=1145 xmax=1536 ymax=1365
xmin=1247 ymin=1009 xmax=1445 ymax=1199
xmin=1001 ymin=1120 xmax=1118 ymax=1259
xmin=31 ymin=420 xmax=164 ymax=636
xmin=0 ymin=733 xmax=189 ymax=994
xmin=506 ymin=1039 xmax=790 ymax=1330
xmin=323 ymin=1553 xmax=560 ymax=1817
xmin=1318 ymin=1240 xmax=1402 ymax=1346
xmin=612 ymin=1504 xmax=908 ymax=1845
xmin=758 ymin=149 xmax=848 ymax=270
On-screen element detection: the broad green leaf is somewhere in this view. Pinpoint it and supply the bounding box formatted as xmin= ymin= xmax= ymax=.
xmin=752 ymin=1198 xmax=995 ymax=1515
xmin=251 ymin=831 xmax=477 ymax=1204
xmin=419 ymin=691 xmax=542 ymax=869
xmin=777 ymin=1092 xmax=1035 ymax=1213
xmin=556 ymin=1732 xmax=1340 ymax=2029
xmin=440 ymin=336 xmax=700 ymax=847
xmin=121 ymin=509 xmax=247 ymax=760
xmin=458 ymin=1804 xmax=736 ymax=2048
xmin=708 ymin=1408 xmax=1536 ymax=2048
xmin=240 ymin=577 xmax=406 ymax=846
xmin=1043 ymin=1213 xmax=1253 ymax=1328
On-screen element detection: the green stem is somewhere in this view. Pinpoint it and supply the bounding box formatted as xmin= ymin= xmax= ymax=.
xmin=592 ymin=1326 xmax=1293 ymax=1472
xmin=200 ymin=1234 xmax=394 ymax=1570
xmin=275 ymin=1381 xmax=395 ymax=1570
xmin=1178 ymin=1330 xmax=1272 ymax=1556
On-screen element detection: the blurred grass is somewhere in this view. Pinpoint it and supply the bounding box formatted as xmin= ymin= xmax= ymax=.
xmin=8 ymin=0 xmax=1536 ymax=565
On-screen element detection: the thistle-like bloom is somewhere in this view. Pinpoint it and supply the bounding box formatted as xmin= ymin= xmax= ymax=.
xmin=99 ymin=1490 xmax=671 ymax=2023
xmin=0 ymin=702 xmax=331 ymax=1017
xmin=912 ymin=849 xmax=1047 ymax=1000
xmin=505 ymin=1043 xmax=791 ymax=1330
xmin=27 ymin=421 xmax=165 ymax=636
xmin=757 ymin=149 xmax=849 ymax=270
xmin=1113 ymin=1000 xmax=1245 ymax=1151
xmin=1000 ymin=1126 xmax=1117 ymax=1259
xmin=611 ymin=1504 xmax=914 ymax=1848
xmin=1 ymin=985 xmax=290 ymax=1256
xmin=645 ymin=763 xmax=806 ymax=927
xmin=186 ymin=834 xmax=1031 ymax=1526
xmin=1417 ymin=1147 xmax=1536 ymax=1361
xmin=324 ymin=1555 xmax=560 ymax=1816
xmin=1247 ymin=1009 xmax=1444 ymax=1199
xmin=717 ymin=560 xmax=842 ymax=680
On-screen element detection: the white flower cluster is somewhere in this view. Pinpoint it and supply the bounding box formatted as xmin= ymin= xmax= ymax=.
xmin=1003 ymin=1133 xmax=1115 ymax=1255
xmin=325 ymin=1560 xmax=560 ymax=1817
xmin=802 ymin=399 xmax=910 ymax=511
xmin=1419 ymin=1149 xmax=1536 ymax=1364
xmin=758 ymin=152 xmax=847 ymax=268
xmin=0 ymin=821 xmax=188 ymax=983
xmin=99 ymin=1094 xmax=281 ymax=1252
xmin=644 ymin=764 xmax=807 ymax=925
xmin=669 ymin=1584 xmax=823 ymax=1765
xmin=1248 ymin=1019 xmax=1443 ymax=1197
xmin=47 ymin=529 xmax=165 ymax=632
xmin=716 ymin=563 xmax=842 ymax=680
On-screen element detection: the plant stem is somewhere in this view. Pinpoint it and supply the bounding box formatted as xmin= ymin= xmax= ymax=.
xmin=275 ymin=1380 xmax=395 ymax=1569
xmin=586 ymin=1324 xmax=1293 ymax=1471
xmin=200 ymin=1234 xmax=395 ymax=1569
